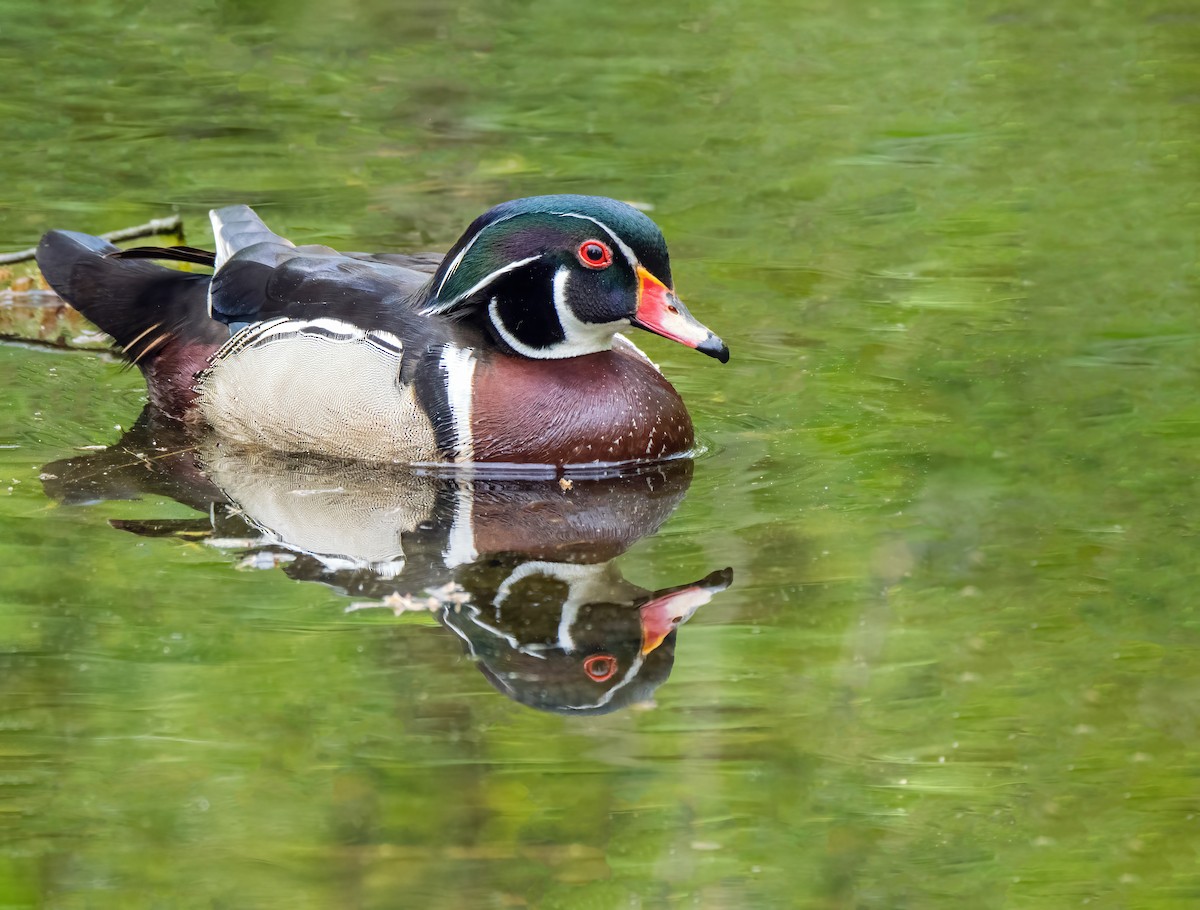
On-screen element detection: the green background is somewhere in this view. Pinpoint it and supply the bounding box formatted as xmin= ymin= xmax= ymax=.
xmin=2 ymin=1 xmax=1199 ymax=907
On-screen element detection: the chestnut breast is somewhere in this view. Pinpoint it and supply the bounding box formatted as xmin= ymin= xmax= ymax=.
xmin=146 ymin=339 xmax=224 ymax=420
xmin=471 ymin=344 xmax=695 ymax=465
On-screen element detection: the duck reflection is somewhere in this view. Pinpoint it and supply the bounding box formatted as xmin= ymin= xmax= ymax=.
xmin=42 ymin=408 xmax=732 ymax=714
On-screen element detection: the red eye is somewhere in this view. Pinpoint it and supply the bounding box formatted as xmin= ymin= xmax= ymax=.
xmin=577 ymin=240 xmax=613 ymax=269
xmin=583 ymin=654 xmax=618 ymax=682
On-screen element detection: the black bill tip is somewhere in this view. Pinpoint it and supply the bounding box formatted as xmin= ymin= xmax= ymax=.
xmin=697 ymin=332 xmax=730 ymax=363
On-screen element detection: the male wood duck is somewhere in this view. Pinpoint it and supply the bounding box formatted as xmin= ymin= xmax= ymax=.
xmin=42 ymin=422 xmax=734 ymax=714
xmin=442 ymin=562 xmax=731 ymax=714
xmin=36 ymin=196 xmax=728 ymax=468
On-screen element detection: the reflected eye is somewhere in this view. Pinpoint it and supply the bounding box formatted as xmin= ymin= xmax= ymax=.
xmin=583 ymin=653 xmax=618 ymax=682
xmin=577 ymin=240 xmax=613 ymax=269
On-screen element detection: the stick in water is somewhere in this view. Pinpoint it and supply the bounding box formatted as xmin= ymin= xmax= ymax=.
xmin=0 ymin=215 xmax=185 ymax=266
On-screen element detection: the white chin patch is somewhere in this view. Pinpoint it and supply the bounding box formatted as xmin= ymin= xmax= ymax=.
xmin=488 ymin=267 xmax=626 ymax=359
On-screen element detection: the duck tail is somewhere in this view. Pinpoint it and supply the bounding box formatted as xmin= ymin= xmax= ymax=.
xmin=36 ymin=230 xmax=230 ymax=417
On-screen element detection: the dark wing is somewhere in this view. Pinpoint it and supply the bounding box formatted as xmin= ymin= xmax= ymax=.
xmin=111 ymin=245 xmax=218 ymax=266
xmin=36 ymin=230 xmax=226 ymax=362
xmin=343 ymin=251 xmax=444 ymax=274
xmin=207 ymin=206 xmax=442 ymax=330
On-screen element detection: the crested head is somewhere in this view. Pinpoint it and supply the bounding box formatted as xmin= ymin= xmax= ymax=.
xmin=422 ymin=195 xmax=728 ymax=362
xmin=432 ymin=196 xmax=672 ymax=301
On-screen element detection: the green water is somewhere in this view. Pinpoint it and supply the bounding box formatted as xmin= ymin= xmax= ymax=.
xmin=2 ymin=0 xmax=1199 ymax=906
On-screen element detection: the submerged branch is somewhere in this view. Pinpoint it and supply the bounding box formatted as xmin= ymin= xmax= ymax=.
xmin=0 ymin=215 xmax=185 ymax=266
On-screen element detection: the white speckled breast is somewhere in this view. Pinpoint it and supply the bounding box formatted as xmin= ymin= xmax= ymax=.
xmin=196 ymin=318 xmax=440 ymax=462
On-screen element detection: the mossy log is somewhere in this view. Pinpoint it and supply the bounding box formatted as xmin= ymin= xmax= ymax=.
xmin=0 ymin=217 xmax=186 ymax=350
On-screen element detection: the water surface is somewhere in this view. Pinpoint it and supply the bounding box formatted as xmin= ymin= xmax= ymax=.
xmin=1 ymin=1 xmax=1199 ymax=907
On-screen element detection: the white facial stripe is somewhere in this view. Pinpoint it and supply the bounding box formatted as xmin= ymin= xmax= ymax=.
xmin=447 ymin=605 xmax=528 ymax=659
xmin=568 ymin=651 xmax=645 ymax=710
xmin=433 ymin=244 xmax=472 ymax=301
xmin=423 ymin=254 xmax=540 ymax=316
xmin=430 ymin=208 xmax=645 ymax=314
xmin=441 ymin=610 xmax=480 ymax=657
xmin=487 ymin=560 xmax=654 ymax=711
xmin=465 ymin=613 xmax=533 ymax=656
xmin=433 ymin=212 xmax=513 ymax=298
xmin=430 ymin=210 xmax=527 ymax=308
xmin=549 ymin=211 xmax=641 ymax=273
xmin=440 ymin=344 xmax=476 ymax=462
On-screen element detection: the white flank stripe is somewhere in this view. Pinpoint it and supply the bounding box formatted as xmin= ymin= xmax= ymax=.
xmin=442 ymin=480 xmax=478 ymax=568
xmin=441 ymin=344 xmax=476 ymax=462
xmin=211 ymin=318 xmax=404 ymax=362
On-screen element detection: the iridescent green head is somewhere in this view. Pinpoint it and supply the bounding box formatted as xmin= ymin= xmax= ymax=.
xmin=423 ymin=195 xmax=728 ymax=362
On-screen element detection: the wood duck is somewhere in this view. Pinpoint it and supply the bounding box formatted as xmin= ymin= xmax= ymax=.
xmin=36 ymin=196 xmax=728 ymax=468
xmin=441 ymin=562 xmax=731 ymax=714
xmin=41 ymin=418 xmax=734 ymax=714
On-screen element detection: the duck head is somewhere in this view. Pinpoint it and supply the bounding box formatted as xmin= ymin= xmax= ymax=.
xmin=421 ymin=194 xmax=729 ymax=362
